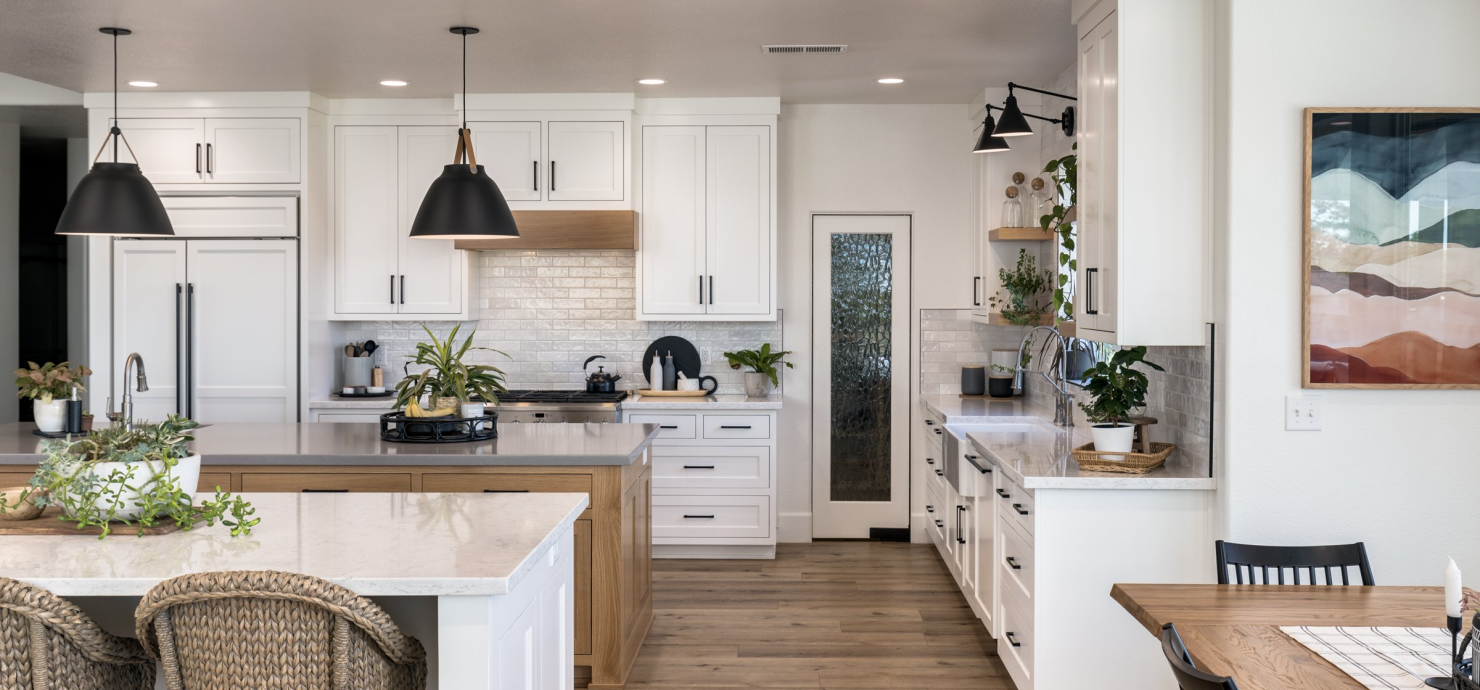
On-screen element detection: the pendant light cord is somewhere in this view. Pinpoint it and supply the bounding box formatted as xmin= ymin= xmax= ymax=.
xmin=462 ymin=30 xmax=467 ymax=133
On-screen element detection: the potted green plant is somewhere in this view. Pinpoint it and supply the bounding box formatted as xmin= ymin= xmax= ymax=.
xmin=0 ymin=414 xmax=258 ymax=538
xmin=723 ymin=344 xmax=793 ymax=397
xmin=14 ymin=362 xmax=91 ymax=433
xmin=988 ymin=249 xmax=1053 ymax=326
xmin=1078 ymin=346 xmax=1163 ymax=460
xmin=394 ymin=324 xmax=509 ymax=415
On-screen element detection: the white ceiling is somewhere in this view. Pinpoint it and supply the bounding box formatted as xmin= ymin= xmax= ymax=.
xmin=0 ymin=0 xmax=1075 ymax=104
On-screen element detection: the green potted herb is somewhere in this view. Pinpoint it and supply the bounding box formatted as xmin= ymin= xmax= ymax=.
xmin=394 ymin=324 xmax=509 ymax=416
xmin=723 ymin=344 xmax=793 ymax=397
xmin=14 ymin=361 xmax=91 ymax=433
xmin=0 ymin=414 xmax=258 ymax=538
xmin=988 ymin=249 xmax=1053 ymax=326
xmin=1078 ymin=346 xmax=1163 ymax=459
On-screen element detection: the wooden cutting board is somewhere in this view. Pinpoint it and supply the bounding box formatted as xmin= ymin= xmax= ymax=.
xmin=0 ymin=506 xmax=191 ymax=536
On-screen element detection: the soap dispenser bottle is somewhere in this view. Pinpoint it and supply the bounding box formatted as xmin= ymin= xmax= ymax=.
xmin=662 ymin=352 xmax=677 ymax=391
xmin=649 ymin=355 xmax=665 ymax=392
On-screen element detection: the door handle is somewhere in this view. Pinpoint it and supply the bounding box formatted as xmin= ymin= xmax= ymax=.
xmin=175 ymin=283 xmax=183 ymax=413
xmin=390 ymin=275 xmax=395 ymax=305
xmin=1085 ymin=267 xmax=1098 ymax=315
xmin=533 ymin=160 xmax=538 ymax=191
xmin=1013 ymin=503 xmax=1029 ymax=516
xmin=682 ymin=465 xmax=715 ymax=470
xmin=719 ymin=425 xmax=751 ymax=430
xmin=206 ymin=143 xmax=213 ymax=175
xmin=660 ymin=425 xmax=679 ymax=429
xmin=709 ymin=276 xmax=714 ymax=305
xmin=682 ymin=514 xmax=715 ymax=519
xmin=698 ymin=275 xmax=704 ymax=305
xmin=195 ymin=144 xmax=202 ymax=174
xmin=186 ymin=282 xmax=195 ymax=419
xmin=400 ymin=275 xmax=405 ymax=305
xmin=550 ymin=160 xmax=556 ymax=192
xmin=973 ymin=276 xmax=980 ymax=306
xmin=1006 ymin=556 xmax=1022 ymax=570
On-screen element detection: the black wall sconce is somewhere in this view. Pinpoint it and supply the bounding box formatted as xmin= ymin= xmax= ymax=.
xmin=993 ymin=82 xmax=1077 ymax=138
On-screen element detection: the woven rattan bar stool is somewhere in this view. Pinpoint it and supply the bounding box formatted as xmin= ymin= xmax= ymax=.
xmin=135 ymin=570 xmax=427 ymax=690
xmin=0 ymin=577 xmax=154 ymax=690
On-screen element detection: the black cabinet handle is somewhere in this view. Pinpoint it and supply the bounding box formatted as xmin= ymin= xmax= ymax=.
xmin=926 ymin=505 xmax=935 ymax=513
xmin=996 ymin=488 xmax=1010 ymax=499
xmin=660 ymin=425 xmax=679 ymax=429
xmin=973 ymin=276 xmax=981 ymax=306
xmin=981 ymin=467 xmax=992 ymax=474
xmin=683 ymin=514 xmax=714 ymax=519
xmin=698 ymin=275 xmax=704 ymax=305
xmin=719 ymin=425 xmax=752 ymax=430
xmin=550 ymin=160 xmax=556 ymax=191
xmin=302 ymin=489 xmax=349 ymax=493
xmin=1006 ymin=632 xmax=1022 ymax=648
xmin=933 ymin=428 xmax=942 ymax=435
xmin=1013 ymin=503 xmax=1029 ymax=516
xmin=390 ymin=275 xmax=395 ymax=304
xmin=934 ymin=519 xmax=943 ymax=527
xmin=483 ymin=489 xmax=530 ymax=493
xmin=175 ymin=283 xmax=183 ymax=414
xmin=206 ymin=143 xmax=213 ymax=174
xmin=709 ymin=275 xmax=714 ymax=305
xmin=682 ymin=465 xmax=714 ymax=470
xmin=400 ymin=275 xmax=405 ymax=304
xmin=925 ymin=420 xmax=934 ymax=426
xmin=533 ymin=160 xmax=538 ymax=191
xmin=1086 ymin=267 xmax=1098 ymax=315
xmin=196 ymin=143 xmax=202 ymax=174
xmin=926 ymin=458 xmax=934 ymax=465
xmin=965 ymin=454 xmax=978 ymax=460
xmin=186 ymin=283 xmax=195 ymax=419
xmin=1006 ymin=556 xmax=1022 ymax=570
xmin=935 ymin=469 xmax=943 ymax=477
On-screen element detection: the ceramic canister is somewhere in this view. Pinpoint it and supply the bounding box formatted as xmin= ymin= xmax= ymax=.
xmin=961 ymin=365 xmax=986 ymax=396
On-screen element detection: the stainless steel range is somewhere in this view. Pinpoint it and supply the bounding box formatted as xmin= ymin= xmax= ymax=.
xmin=487 ymin=390 xmax=625 ymax=423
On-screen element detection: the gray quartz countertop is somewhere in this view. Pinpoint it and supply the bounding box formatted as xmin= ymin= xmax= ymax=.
xmin=0 ymin=422 xmax=658 ymax=466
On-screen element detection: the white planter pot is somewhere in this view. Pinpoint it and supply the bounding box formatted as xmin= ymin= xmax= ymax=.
xmin=66 ymin=453 xmax=202 ymax=521
xmin=743 ymin=372 xmax=773 ymax=397
xmin=1089 ymin=424 xmax=1135 ymax=462
xmin=33 ymin=399 xmax=67 ymax=433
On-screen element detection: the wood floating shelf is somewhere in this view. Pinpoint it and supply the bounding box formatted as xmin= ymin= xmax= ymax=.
xmin=455 ymin=210 xmax=637 ymax=251
xmin=987 ymin=312 xmax=1055 ymax=327
xmin=989 ymin=227 xmax=1055 ymax=242
xmin=1057 ymin=320 xmax=1076 ymax=338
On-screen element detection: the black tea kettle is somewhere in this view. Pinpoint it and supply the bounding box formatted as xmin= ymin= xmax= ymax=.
xmin=584 ymin=355 xmax=622 ymax=393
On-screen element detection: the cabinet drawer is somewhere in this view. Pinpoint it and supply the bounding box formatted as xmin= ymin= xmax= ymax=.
xmin=994 ymin=477 xmax=1035 ymax=537
xmin=653 ymin=446 xmax=770 ymax=489
xmin=198 ymin=472 xmax=234 ymax=493
xmin=625 ymin=414 xmax=696 ymax=439
xmin=998 ymin=591 xmax=1035 ymax=690
xmin=0 ymin=470 xmax=38 ymax=489
xmin=999 ymin=514 xmax=1035 ymax=602
xmin=652 ymin=495 xmax=769 ymax=539
xmin=240 ymin=473 xmax=411 ymax=492
xmin=925 ymin=487 xmax=946 ymax=544
xmin=701 ymin=415 xmax=771 ymax=440
xmin=421 ymin=473 xmax=593 ymax=495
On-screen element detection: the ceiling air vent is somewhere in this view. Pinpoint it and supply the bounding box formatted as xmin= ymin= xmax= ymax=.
xmin=762 ymin=44 xmax=848 ymax=54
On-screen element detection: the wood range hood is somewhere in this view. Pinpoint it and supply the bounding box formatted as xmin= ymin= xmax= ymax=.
xmin=454 ymin=210 xmax=636 ymax=251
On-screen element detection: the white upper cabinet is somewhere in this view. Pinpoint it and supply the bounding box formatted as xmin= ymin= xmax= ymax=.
xmin=161 ymin=196 xmax=298 ymax=238
xmin=547 ymin=121 xmax=624 ymax=201
xmin=1074 ymin=0 xmax=1210 ymax=346
xmin=332 ymin=125 xmax=468 ymax=319
xmin=398 ymin=127 xmax=466 ymax=314
xmin=638 ymin=123 xmax=775 ymax=321
xmin=470 ymin=121 xmax=541 ymax=201
xmin=115 ymin=117 xmax=300 ymax=185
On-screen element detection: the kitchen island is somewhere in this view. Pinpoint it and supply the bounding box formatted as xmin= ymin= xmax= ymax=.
xmin=0 ymin=421 xmax=658 ymax=690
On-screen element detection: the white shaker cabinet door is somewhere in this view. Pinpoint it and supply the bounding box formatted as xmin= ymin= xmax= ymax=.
xmin=398 ymin=126 xmax=466 ymax=314
xmin=1076 ymin=9 xmax=1120 ymax=339
xmin=704 ymin=126 xmax=771 ymax=316
xmin=639 ymin=126 xmax=706 ymax=316
xmin=113 ymin=118 xmax=205 ymax=184
xmin=204 ymin=118 xmax=300 ymax=184
xmin=334 ymin=126 xmax=399 ymax=315
xmin=547 ymin=121 xmax=624 ymax=201
xmin=187 ymin=240 xmax=298 ymax=423
xmin=470 ymin=121 xmax=542 ymax=201
xmin=112 ymin=240 xmax=188 ymax=422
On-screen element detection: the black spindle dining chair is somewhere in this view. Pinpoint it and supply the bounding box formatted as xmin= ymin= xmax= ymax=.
xmin=1161 ymin=622 xmax=1240 ymax=690
xmin=1215 ymin=540 xmax=1375 ymax=586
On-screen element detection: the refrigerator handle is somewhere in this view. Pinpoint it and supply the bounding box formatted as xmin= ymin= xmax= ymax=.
xmin=176 ymin=283 xmax=184 ymax=414
xmin=187 ymin=282 xmax=195 ymax=420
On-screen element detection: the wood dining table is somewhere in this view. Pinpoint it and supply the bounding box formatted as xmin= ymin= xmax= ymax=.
xmin=1111 ymin=583 xmax=1476 ymax=689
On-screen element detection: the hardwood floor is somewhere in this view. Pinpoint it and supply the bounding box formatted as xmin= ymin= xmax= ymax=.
xmin=583 ymin=541 xmax=1014 ymax=689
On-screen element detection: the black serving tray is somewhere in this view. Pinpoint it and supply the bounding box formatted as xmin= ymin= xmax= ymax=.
xmin=379 ymin=411 xmax=497 ymax=443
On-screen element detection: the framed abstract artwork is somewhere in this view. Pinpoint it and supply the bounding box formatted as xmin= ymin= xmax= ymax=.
xmin=1304 ymin=108 xmax=1480 ymax=388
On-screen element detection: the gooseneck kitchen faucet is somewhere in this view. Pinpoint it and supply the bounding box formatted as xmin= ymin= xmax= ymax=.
xmin=1013 ymin=326 xmax=1093 ymax=428
xmin=106 ymin=352 xmax=149 ymax=430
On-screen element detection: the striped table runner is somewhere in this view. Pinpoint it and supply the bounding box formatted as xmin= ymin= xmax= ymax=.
xmin=1282 ymin=626 xmax=1454 ymax=690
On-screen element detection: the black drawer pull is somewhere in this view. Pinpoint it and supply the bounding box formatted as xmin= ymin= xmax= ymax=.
xmin=1006 ymin=556 xmax=1022 ymax=570
xmin=926 ymin=458 xmax=935 ymax=465
xmin=1013 ymin=503 xmax=1029 ymax=516
xmin=719 ymin=425 xmax=752 ymax=430
xmin=965 ymin=454 xmax=978 ymax=460
xmin=660 ymin=425 xmax=679 ymax=429
xmin=981 ymin=467 xmax=992 ymax=474
xmin=926 ymin=505 xmax=935 ymax=513
xmin=483 ymin=489 xmax=530 ymax=493
xmin=957 ymin=537 xmax=966 ymax=544
xmin=1006 ymin=632 xmax=1022 ymax=648
xmin=302 ymin=489 xmax=349 ymax=493
xmin=935 ymin=469 xmax=943 ymax=477
xmin=934 ymin=519 xmax=944 ymax=527
xmin=925 ymin=420 xmax=934 ymax=426
xmin=996 ymin=488 xmax=1010 ymax=499
xmin=683 ymin=514 xmax=715 ymax=519
xmin=682 ymin=465 xmax=715 ymax=470
xmin=933 ymin=428 xmax=942 ymax=435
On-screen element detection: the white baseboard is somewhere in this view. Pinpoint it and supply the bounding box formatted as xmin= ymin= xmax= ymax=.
xmin=654 ymin=544 xmax=776 ymax=560
xmin=778 ymin=511 xmax=812 ymax=543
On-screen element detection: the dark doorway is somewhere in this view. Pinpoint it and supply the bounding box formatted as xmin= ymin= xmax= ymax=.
xmin=17 ymin=138 xmax=69 ymax=422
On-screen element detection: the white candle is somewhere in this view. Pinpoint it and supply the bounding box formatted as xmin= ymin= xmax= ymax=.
xmin=1445 ymin=557 xmax=1462 ymax=618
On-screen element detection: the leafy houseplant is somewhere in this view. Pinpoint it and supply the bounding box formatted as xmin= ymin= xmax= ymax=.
xmin=1078 ymin=346 xmax=1163 ymax=458
xmin=15 ymin=361 xmax=91 ymax=433
xmin=1040 ymin=143 xmax=1078 ymax=320
xmin=723 ymin=344 xmax=793 ymax=397
xmin=988 ymin=248 xmax=1053 ymax=326
xmin=0 ymin=415 xmax=259 ymax=538
xmin=394 ymin=324 xmax=509 ymax=412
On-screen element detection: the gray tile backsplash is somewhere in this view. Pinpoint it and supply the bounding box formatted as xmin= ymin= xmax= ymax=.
xmin=340 ymin=250 xmax=784 ymax=395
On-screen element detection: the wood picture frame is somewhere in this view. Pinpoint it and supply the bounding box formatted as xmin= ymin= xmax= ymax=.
xmin=1302 ymin=107 xmax=1480 ymax=389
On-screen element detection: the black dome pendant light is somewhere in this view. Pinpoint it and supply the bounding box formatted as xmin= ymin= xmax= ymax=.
xmin=408 ymin=26 xmax=520 ymax=240
xmin=55 ymin=27 xmax=173 ymax=237
xmin=972 ymin=107 xmax=1011 ymax=154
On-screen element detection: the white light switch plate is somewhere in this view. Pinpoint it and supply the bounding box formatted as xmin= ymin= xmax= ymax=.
xmin=700 ymin=347 xmax=715 ymax=365
xmin=1286 ymin=394 xmax=1322 ymax=431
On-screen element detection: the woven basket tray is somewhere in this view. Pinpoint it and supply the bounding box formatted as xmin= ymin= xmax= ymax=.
xmin=1071 ymin=442 xmax=1176 ymax=474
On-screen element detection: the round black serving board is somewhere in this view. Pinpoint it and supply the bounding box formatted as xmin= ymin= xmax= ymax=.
xmin=642 ymin=336 xmax=702 ymax=384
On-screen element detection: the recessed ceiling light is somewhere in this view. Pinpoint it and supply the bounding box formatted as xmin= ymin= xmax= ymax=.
xmin=877 ymin=78 xmax=905 ymax=85
xmin=637 ymin=79 xmax=666 ymax=85
xmin=379 ymin=80 xmax=408 ymax=87
xmin=128 ymin=81 xmax=158 ymax=87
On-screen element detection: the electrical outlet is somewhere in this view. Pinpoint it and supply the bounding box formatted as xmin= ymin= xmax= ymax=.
xmin=1286 ymin=394 xmax=1322 ymax=431
xmin=700 ymin=347 xmax=715 ymax=365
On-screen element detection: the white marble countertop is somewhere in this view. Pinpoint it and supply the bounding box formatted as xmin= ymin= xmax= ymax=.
xmin=309 ymin=395 xmax=399 ymax=410
xmin=0 ymin=492 xmax=588 ymax=597
xmin=621 ymin=393 xmax=782 ymax=410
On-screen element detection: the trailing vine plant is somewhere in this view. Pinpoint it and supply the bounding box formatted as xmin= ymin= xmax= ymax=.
xmin=988 ymin=248 xmax=1053 ymax=326
xmin=0 ymin=415 xmax=259 ymax=539
xmin=1040 ymin=142 xmax=1078 ymax=321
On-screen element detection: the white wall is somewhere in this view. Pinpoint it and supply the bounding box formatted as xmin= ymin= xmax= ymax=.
xmin=0 ymin=123 xmax=17 ymax=423
xmin=1218 ymin=0 xmax=1480 ymax=584
xmin=777 ymin=104 xmax=974 ymax=541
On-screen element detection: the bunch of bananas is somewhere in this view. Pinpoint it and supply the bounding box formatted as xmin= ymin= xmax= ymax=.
xmin=404 ymin=400 xmax=456 ymax=418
